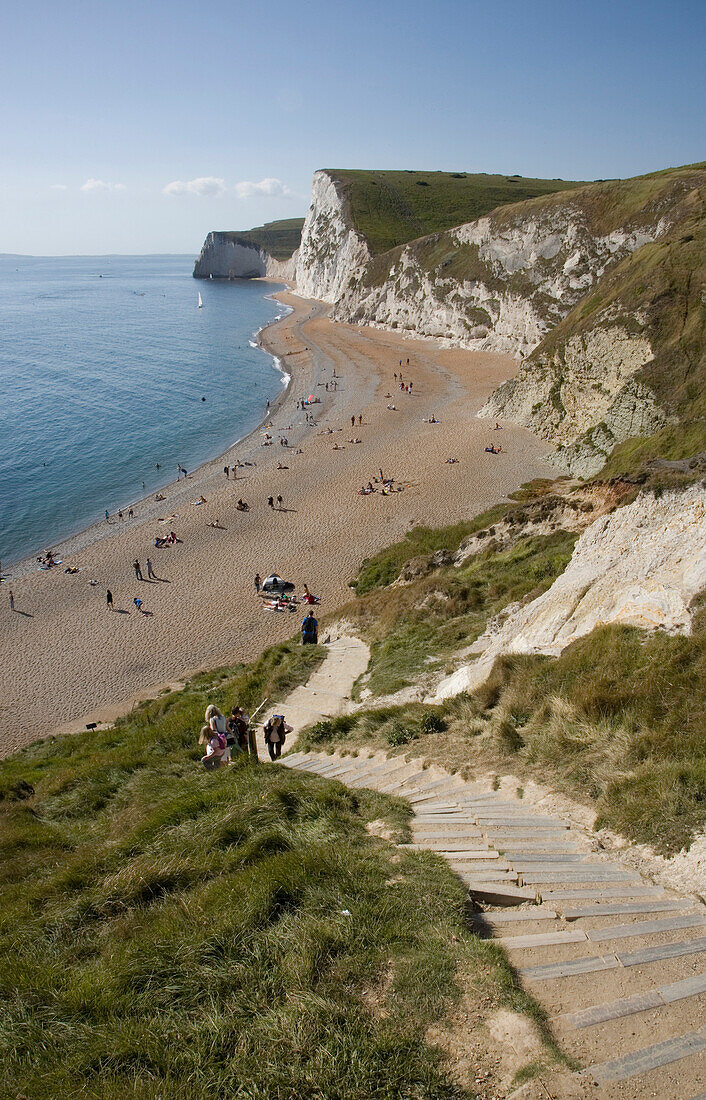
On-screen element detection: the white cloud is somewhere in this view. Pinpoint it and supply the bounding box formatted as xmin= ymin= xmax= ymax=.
xmin=163 ymin=176 xmax=226 ymax=197
xmin=81 ymin=178 xmax=126 ymax=192
xmin=50 ymin=184 xmax=67 ymax=190
xmin=234 ymin=177 xmax=292 ymax=199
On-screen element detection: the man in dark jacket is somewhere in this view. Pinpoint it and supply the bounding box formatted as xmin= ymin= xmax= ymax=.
xmin=301 ymin=610 xmax=318 ymax=644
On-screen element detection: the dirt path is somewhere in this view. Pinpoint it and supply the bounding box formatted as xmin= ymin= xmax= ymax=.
xmin=258 ymin=632 xmax=369 ymax=761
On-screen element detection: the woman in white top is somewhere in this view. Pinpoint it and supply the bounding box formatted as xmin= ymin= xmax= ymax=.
xmin=205 ymin=705 xmax=230 ymax=764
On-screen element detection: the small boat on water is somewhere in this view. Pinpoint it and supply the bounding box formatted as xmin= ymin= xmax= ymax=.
xmin=197 ymin=292 xmax=203 ymax=308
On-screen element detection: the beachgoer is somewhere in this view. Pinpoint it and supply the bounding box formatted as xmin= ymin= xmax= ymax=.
xmin=128 ymin=508 xmax=134 ymax=518
xmin=105 ymin=510 xmax=110 ymax=523
xmin=224 ymin=465 xmax=229 ymax=478
xmin=351 ymin=415 xmax=355 ymax=428
xmin=301 ymin=610 xmax=318 ymax=645
xmin=146 ymin=559 xmax=157 ymax=580
xmin=200 ymin=716 xmax=226 ymax=770
xmin=358 ymin=414 xmax=362 ymax=425
xmin=205 ymin=705 xmax=230 ymax=764
xmin=106 ymin=589 xmax=113 ymax=611
xmin=133 ymin=597 xmax=144 ymax=613
xmin=9 ymin=590 xmax=15 ymax=612
xmin=268 ymin=496 xmax=274 ymax=509
xmin=254 ymin=573 xmax=261 ymax=593
xmin=133 ymin=559 xmax=143 ymax=581
xmin=277 ymin=494 xmax=283 ymax=509
xmin=118 ymin=511 xmax=124 ymax=521
xmin=263 ymin=714 xmax=292 ymax=761
xmin=227 ymin=707 xmax=249 ymax=753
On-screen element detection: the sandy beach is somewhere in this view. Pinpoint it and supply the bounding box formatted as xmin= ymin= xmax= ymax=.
xmin=0 ymin=291 xmax=554 ymax=755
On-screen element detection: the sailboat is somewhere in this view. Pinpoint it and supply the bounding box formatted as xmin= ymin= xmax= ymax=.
xmin=197 ymin=292 xmax=203 ymax=308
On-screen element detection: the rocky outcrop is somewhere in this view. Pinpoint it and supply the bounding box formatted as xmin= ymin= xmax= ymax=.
xmin=294 ymin=171 xmax=371 ymax=302
xmin=480 ymin=317 xmax=672 ymax=476
xmin=193 ymin=232 xmax=297 ymax=282
xmin=432 ymin=484 xmax=706 ymax=699
xmin=194 ymin=233 xmax=267 ymax=279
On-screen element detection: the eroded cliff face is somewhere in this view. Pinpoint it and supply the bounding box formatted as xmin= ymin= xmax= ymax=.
xmin=480 ymin=318 xmax=671 ymax=477
xmin=432 ymin=484 xmax=706 ymax=700
xmin=294 ymin=171 xmax=371 ymax=302
xmin=330 ymin=201 xmax=666 ymax=357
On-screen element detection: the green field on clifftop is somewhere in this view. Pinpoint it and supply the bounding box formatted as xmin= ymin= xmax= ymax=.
xmin=227 ymin=217 xmax=304 ymax=260
xmin=328 ymin=169 xmax=586 ymax=254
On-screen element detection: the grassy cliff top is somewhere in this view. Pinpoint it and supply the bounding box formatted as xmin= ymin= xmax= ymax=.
xmin=326 ymin=169 xmax=587 ymax=253
xmin=223 ymin=217 xmax=304 ymax=260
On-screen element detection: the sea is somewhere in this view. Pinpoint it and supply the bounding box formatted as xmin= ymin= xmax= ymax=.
xmin=0 ymin=254 xmax=289 ymax=566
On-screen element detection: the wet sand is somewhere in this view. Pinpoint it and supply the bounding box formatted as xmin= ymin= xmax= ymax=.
xmin=0 ymin=291 xmax=554 ymax=755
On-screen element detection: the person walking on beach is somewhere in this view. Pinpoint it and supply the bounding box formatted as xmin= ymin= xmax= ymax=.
xmin=301 ymin=609 xmax=318 ymax=645
xmin=224 ymin=465 xmax=229 ymax=479
xmin=146 ymin=558 xmax=157 ymax=580
xmin=105 ymin=510 xmax=110 ymax=523
xmin=358 ymin=414 xmax=363 ymax=425
xmin=277 ymin=494 xmax=283 ymax=510
xmin=133 ymin=559 xmax=143 ymax=581
xmin=254 ymin=573 xmax=261 ymax=593
xmin=268 ymin=496 xmax=274 ymax=509
xmin=351 ymin=415 xmax=355 ymax=428
xmin=106 ymin=589 xmax=113 ymax=611
xmin=9 ymin=590 xmax=15 ymax=612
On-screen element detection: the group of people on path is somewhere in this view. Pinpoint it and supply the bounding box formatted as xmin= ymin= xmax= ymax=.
xmin=199 ymin=703 xmax=293 ymax=767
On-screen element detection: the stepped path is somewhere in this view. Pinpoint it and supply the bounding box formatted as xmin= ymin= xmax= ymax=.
xmin=270 ymin=647 xmax=706 ymax=1097
xmin=260 ymin=634 xmax=369 ymax=755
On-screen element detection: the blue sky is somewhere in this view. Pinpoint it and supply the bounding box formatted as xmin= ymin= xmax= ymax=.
xmin=1 ymin=0 xmax=704 ymax=255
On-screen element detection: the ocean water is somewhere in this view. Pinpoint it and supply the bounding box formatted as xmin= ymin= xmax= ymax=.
xmin=0 ymin=255 xmax=288 ymax=565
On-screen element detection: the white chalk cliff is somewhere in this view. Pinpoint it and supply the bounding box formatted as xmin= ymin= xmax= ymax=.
xmin=294 ymin=171 xmax=371 ymax=302
xmin=432 ymin=485 xmax=706 ymax=700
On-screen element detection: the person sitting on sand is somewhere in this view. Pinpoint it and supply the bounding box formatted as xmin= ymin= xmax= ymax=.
xmin=168 ymin=530 xmax=181 ymax=543
xmin=302 ymin=584 xmax=319 ymax=604
xmin=207 ymin=519 xmax=223 ymax=528
xmin=387 ymin=404 xmax=396 ymax=410
xmin=236 ymin=499 xmax=249 ymax=511
xmin=277 ymin=462 xmax=288 ymax=470
xmin=485 ymin=445 xmax=502 ymax=454
xmin=494 ymin=422 xmax=503 ymax=430
xmin=154 ymin=493 xmax=166 ymax=501
xmin=445 ymin=457 xmax=458 ymax=464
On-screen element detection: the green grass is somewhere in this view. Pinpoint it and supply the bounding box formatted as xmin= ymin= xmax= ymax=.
xmin=225 ymin=217 xmax=304 ymax=260
xmin=353 ymin=506 xmax=509 ymax=596
xmin=329 ymin=170 xmax=585 ymax=255
xmin=348 ymin=530 xmax=577 ymax=699
xmin=0 ymin=635 xmax=562 ymax=1098
xmin=310 ymin=495 xmax=706 ymax=855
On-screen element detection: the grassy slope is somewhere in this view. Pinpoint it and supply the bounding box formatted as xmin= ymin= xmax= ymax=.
xmin=303 ymin=499 xmax=706 ymax=856
xmin=346 ymin=511 xmax=577 ymax=700
xmin=224 ymin=217 xmax=304 ymax=260
xmin=0 ymin=639 xmax=556 ymax=1099
xmin=329 ymin=170 xmax=585 ymax=254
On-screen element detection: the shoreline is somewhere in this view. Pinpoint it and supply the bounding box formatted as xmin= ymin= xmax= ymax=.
xmin=1 ymin=292 xmax=555 ymax=756
xmin=4 ymin=283 xmax=299 ymax=579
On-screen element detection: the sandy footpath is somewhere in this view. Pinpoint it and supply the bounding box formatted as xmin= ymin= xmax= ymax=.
xmin=0 ymin=291 xmax=553 ymax=755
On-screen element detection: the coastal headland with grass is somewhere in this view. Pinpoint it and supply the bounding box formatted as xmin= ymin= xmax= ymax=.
xmin=2 ymin=159 xmax=706 ymax=1098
